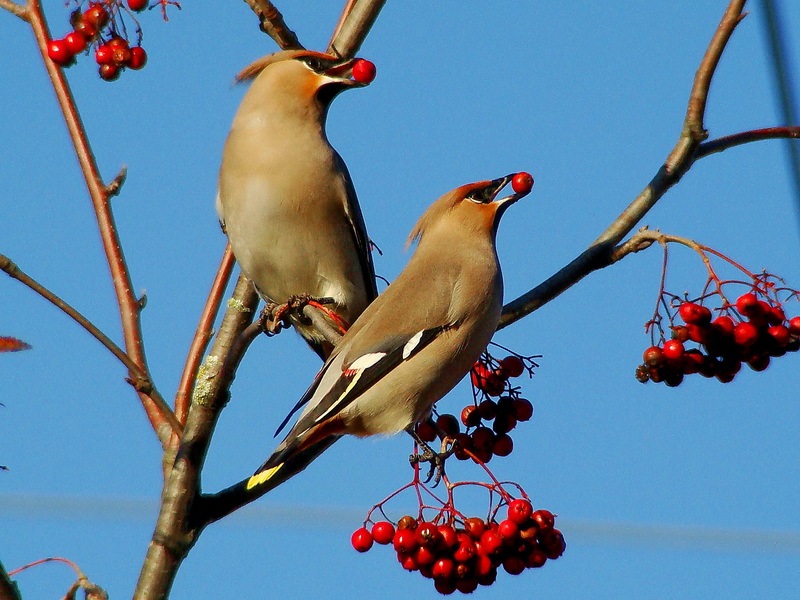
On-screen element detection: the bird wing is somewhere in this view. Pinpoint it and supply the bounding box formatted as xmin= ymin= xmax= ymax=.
xmin=333 ymin=151 xmax=379 ymax=302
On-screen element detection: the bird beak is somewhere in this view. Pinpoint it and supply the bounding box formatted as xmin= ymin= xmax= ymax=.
xmin=491 ymin=173 xmax=533 ymax=208
xmin=324 ymin=58 xmax=369 ymax=87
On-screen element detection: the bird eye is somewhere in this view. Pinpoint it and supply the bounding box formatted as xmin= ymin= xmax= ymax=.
xmin=466 ymin=190 xmax=488 ymax=204
xmin=301 ymin=57 xmax=324 ymax=71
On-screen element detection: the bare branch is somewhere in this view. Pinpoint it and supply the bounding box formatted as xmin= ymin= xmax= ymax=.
xmin=25 ymin=0 xmax=170 ymax=443
xmin=174 ymin=244 xmax=236 ymax=424
xmin=327 ymin=0 xmax=387 ymax=58
xmin=0 ymin=254 xmax=183 ymax=437
xmin=696 ymin=126 xmax=800 ymax=159
xmin=0 ymin=0 xmax=27 ymax=20
xmin=241 ymin=0 xmax=303 ymax=49
xmin=134 ymin=276 xmax=259 ymax=600
xmin=499 ymin=0 xmax=749 ymax=329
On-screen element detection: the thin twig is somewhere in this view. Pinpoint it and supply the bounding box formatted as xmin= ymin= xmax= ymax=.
xmin=0 ymin=0 xmax=27 ymax=20
xmin=696 ymin=126 xmax=800 ymax=158
xmin=174 ymin=244 xmax=236 ymax=424
xmin=0 ymin=254 xmax=183 ymax=437
xmin=241 ymin=0 xmax=302 ymax=49
xmin=327 ymin=0 xmax=387 ymax=58
xmin=499 ymin=0 xmax=748 ymax=329
xmin=25 ymin=0 xmax=171 ymax=444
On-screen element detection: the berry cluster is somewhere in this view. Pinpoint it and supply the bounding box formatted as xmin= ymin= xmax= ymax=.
xmin=45 ymin=1 xmax=162 ymax=81
xmin=352 ymin=498 xmax=564 ymax=595
xmin=638 ymin=292 xmax=800 ymax=386
xmin=416 ymin=353 xmax=535 ymax=463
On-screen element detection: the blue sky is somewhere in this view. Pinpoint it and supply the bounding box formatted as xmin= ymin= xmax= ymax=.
xmin=2 ymin=2 xmax=799 ymax=598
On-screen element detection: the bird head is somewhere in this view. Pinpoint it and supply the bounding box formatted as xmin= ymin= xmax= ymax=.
xmin=236 ymin=50 xmax=375 ymax=109
xmin=408 ymin=174 xmax=533 ymax=247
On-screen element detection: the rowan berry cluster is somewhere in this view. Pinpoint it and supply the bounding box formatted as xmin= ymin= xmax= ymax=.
xmin=415 ymin=353 xmax=536 ymax=463
xmin=45 ymin=1 xmax=171 ymax=81
xmin=638 ymin=290 xmax=800 ymax=386
xmin=352 ymin=495 xmax=564 ymax=595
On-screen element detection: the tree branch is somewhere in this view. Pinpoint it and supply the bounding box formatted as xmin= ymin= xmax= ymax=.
xmin=327 ymin=0 xmax=387 ymax=58
xmin=696 ymin=126 xmax=800 ymax=159
xmin=499 ymin=0 xmax=748 ymax=329
xmin=25 ymin=0 xmax=171 ymax=445
xmin=241 ymin=0 xmax=302 ymax=49
xmin=0 ymin=0 xmax=27 ymax=20
xmin=173 ymin=244 xmax=236 ymax=425
xmin=133 ymin=275 xmax=259 ymax=600
xmin=0 ymin=560 xmax=22 ymax=600
xmin=0 ymin=254 xmax=182 ymax=436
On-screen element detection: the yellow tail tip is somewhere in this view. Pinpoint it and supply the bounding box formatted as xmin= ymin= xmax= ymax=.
xmin=246 ymin=464 xmax=283 ymax=490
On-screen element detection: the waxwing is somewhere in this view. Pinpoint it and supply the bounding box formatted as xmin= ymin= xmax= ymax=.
xmin=246 ymin=174 xmax=532 ymax=490
xmin=216 ymin=50 xmax=378 ymax=359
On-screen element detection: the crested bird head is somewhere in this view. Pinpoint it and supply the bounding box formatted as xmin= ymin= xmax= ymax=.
xmin=236 ymin=50 xmax=375 ymax=111
xmin=408 ymin=173 xmax=534 ymax=247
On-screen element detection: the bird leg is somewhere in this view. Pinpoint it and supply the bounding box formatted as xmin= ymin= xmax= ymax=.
xmin=259 ymin=295 xmax=337 ymax=336
xmin=407 ymin=427 xmax=456 ymax=487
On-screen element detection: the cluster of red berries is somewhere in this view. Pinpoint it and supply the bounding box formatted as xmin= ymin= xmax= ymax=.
xmin=637 ymin=292 xmax=800 ymax=386
xmin=415 ymin=356 xmax=534 ymax=463
xmin=351 ymin=499 xmax=564 ymax=595
xmin=46 ymin=2 xmax=149 ymax=81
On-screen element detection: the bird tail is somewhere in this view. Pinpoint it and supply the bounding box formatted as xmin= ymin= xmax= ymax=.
xmin=246 ymin=435 xmax=341 ymax=491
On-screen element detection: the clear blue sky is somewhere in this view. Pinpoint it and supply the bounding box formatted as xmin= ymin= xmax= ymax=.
xmin=2 ymin=2 xmax=799 ymax=598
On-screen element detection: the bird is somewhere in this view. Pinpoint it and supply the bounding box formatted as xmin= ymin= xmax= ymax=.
xmin=246 ymin=173 xmax=533 ymax=491
xmin=216 ymin=49 xmax=378 ymax=360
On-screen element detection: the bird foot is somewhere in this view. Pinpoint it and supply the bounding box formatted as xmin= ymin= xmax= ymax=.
xmin=408 ymin=433 xmax=456 ymax=487
xmin=259 ymin=295 xmax=336 ymax=335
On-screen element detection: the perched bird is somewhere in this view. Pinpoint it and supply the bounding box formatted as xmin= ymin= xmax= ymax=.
xmin=216 ymin=50 xmax=378 ymax=359
xmin=246 ymin=174 xmax=533 ymax=490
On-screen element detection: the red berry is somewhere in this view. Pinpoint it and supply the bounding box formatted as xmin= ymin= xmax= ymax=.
xmin=95 ymin=44 xmax=114 ymax=65
xmin=463 ymin=517 xmax=486 ymax=540
xmin=436 ymin=413 xmax=460 ymax=437
xmin=479 ymin=529 xmax=503 ymax=555
xmin=83 ymin=4 xmax=109 ymax=28
xmin=414 ymin=545 xmax=437 ymax=565
xmin=73 ymin=20 xmax=98 ymax=40
xmin=47 ymin=39 xmax=73 ymax=66
xmin=438 ymin=524 xmax=458 ymax=549
xmin=351 ymin=527 xmax=373 ymax=552
xmin=736 ymin=293 xmax=759 ymax=315
xmin=497 ymin=519 xmax=519 ymax=543
xmin=492 ymin=433 xmax=513 ymax=456
xmin=789 ymin=316 xmax=800 ymax=335
xmin=512 ymin=397 xmax=533 ymax=421
xmin=453 ymin=535 xmax=476 ymax=562
xmin=503 ymin=555 xmax=526 ymax=575
xmin=733 ymin=322 xmax=759 ymax=347
xmin=768 ymin=324 xmax=791 ymax=346
xmin=127 ymin=0 xmax=148 ymax=11
xmin=672 ymin=325 xmax=691 ymax=343
xmin=456 ymin=578 xmax=479 ymax=594
xmin=498 ymin=355 xmax=525 ymax=377
xmin=682 ymin=349 xmax=705 ymax=375
xmin=492 ymin=412 xmax=517 ymax=435
xmin=679 ymin=302 xmax=711 ymax=325
xmin=511 ymin=172 xmax=534 ymax=194
xmin=397 ymin=515 xmax=417 ymax=530
xmin=539 ymin=528 xmax=566 ymax=559
xmin=711 ymin=315 xmax=735 ymax=337
xmin=471 ymin=426 xmax=494 ymax=451
xmin=687 ymin=323 xmax=710 ymax=344
xmin=392 ymin=528 xmax=417 ymax=553
xmin=371 ymin=521 xmax=395 ymax=545
xmin=507 ymin=498 xmax=533 ymax=524
xmin=483 ymin=372 xmax=506 ymax=396
xmin=460 ymin=405 xmax=480 ymax=427
xmin=415 ymin=418 xmax=437 ymax=443
xmin=432 ymin=557 xmax=455 ymax=580
xmin=662 ymin=339 xmax=685 ymax=361
xmin=532 ymin=509 xmax=555 ymax=531
xmin=474 ymin=553 xmax=493 ymax=578
xmin=414 ymin=522 xmax=441 ymax=548
xmin=767 ymin=305 xmax=786 ymax=326
xmin=351 ymin=59 xmax=376 ymax=84
xmin=434 ymin=579 xmax=457 ymax=595
xmin=748 ymin=354 xmax=770 ymax=372
xmin=399 ymin=552 xmax=418 ymax=571
xmin=643 ymin=346 xmax=664 ymax=367
xmin=525 ymin=548 xmax=548 ymax=568
xmin=129 ymin=46 xmax=147 ymax=70
xmin=99 ymin=63 xmax=120 ymax=81
xmin=478 ymin=399 xmax=497 ymax=420
xmin=64 ymin=31 xmax=87 ymax=54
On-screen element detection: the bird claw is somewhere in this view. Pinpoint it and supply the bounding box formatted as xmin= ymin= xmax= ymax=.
xmin=259 ymin=295 xmax=336 ymax=335
xmin=408 ymin=437 xmax=456 ymax=487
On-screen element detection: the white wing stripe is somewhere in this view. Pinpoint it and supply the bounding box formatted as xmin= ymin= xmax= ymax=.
xmin=402 ymin=331 xmax=425 ymax=360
